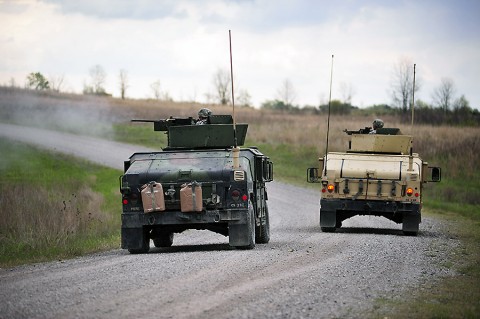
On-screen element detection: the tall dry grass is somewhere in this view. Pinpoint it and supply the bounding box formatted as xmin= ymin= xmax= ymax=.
xmin=0 ymin=183 xmax=110 ymax=251
xmin=2 ymin=87 xmax=478 ymax=178
xmin=108 ymin=97 xmax=479 ymax=179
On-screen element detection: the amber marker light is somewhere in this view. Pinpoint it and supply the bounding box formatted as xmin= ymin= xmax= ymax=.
xmin=327 ymin=184 xmax=335 ymax=193
xmin=406 ymin=188 xmax=414 ymax=196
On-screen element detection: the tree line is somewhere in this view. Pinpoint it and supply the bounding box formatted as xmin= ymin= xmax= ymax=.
xmin=10 ymin=57 xmax=479 ymax=126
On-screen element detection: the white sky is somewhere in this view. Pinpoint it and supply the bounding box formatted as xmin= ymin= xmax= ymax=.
xmin=1 ymin=0 xmax=479 ymax=109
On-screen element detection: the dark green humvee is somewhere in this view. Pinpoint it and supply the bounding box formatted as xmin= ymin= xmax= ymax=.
xmin=120 ymin=115 xmax=273 ymax=253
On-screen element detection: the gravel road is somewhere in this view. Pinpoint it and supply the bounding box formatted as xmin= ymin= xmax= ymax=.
xmin=0 ymin=123 xmax=459 ymax=318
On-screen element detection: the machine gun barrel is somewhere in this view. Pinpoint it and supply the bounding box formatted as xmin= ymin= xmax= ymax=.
xmin=131 ymin=117 xmax=195 ymax=131
xmin=131 ymin=119 xmax=157 ymax=123
xmin=344 ymin=127 xmax=372 ymax=135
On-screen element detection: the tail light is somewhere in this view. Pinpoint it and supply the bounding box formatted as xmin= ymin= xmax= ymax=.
xmin=327 ymin=184 xmax=335 ymax=193
xmin=231 ymin=189 xmax=247 ymax=202
xmin=406 ymin=188 xmax=414 ymax=196
xmin=122 ymin=193 xmax=138 ymax=205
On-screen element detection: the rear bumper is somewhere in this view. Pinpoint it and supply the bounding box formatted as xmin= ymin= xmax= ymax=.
xmin=320 ymin=198 xmax=421 ymax=231
xmin=122 ymin=209 xmax=247 ymax=228
xmin=121 ymin=209 xmax=250 ymax=249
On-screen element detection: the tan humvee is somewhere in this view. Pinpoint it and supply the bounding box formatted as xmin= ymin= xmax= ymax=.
xmin=307 ymin=127 xmax=441 ymax=235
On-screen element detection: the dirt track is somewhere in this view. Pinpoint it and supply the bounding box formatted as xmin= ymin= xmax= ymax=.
xmin=0 ymin=124 xmax=458 ymax=318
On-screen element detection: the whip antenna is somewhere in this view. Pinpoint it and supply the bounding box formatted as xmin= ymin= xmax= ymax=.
xmin=229 ymin=30 xmax=241 ymax=169
xmin=324 ymin=54 xmax=334 ymax=174
xmin=411 ymin=63 xmax=416 ymax=134
xmin=229 ymin=30 xmax=237 ymax=148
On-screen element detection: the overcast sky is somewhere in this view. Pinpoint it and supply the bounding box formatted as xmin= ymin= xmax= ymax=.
xmin=1 ymin=0 xmax=479 ymax=109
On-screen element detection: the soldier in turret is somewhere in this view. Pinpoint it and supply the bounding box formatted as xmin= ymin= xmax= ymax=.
xmin=369 ymin=119 xmax=384 ymax=134
xmin=196 ymin=108 xmax=212 ymax=125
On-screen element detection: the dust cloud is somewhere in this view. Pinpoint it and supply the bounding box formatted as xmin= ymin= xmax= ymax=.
xmin=0 ymin=87 xmax=132 ymax=139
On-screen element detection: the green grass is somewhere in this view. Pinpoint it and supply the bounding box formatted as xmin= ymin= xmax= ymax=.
xmin=0 ymin=139 xmax=121 ymax=267
xmin=246 ymin=140 xmax=319 ymax=185
xmin=112 ymin=122 xmax=167 ymax=149
xmin=366 ymin=214 xmax=480 ymax=319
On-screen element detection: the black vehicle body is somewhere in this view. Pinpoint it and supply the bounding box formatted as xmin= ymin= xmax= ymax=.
xmin=120 ymin=115 xmax=273 ymax=253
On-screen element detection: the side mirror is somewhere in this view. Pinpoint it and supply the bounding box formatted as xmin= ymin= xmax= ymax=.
xmin=263 ymin=160 xmax=273 ymax=182
xmin=307 ymin=167 xmax=319 ymax=183
xmin=430 ymin=167 xmax=441 ymax=182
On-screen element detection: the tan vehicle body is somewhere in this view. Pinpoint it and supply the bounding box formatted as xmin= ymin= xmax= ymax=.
xmin=308 ymin=128 xmax=441 ymax=235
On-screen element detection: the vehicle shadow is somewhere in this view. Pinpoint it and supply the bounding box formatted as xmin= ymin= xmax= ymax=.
xmin=149 ymin=243 xmax=233 ymax=254
xmin=336 ymin=227 xmax=405 ymax=236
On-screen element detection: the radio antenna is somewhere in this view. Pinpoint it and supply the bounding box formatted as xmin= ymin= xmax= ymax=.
xmin=229 ymin=30 xmax=237 ymax=148
xmin=324 ymin=54 xmax=334 ymax=175
xmin=410 ymin=63 xmax=416 ymax=134
xmin=229 ymin=30 xmax=241 ymax=169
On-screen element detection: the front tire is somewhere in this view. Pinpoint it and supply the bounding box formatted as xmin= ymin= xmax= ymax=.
xmin=255 ymin=203 xmax=270 ymax=244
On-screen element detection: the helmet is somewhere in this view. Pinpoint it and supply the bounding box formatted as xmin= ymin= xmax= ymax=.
xmin=198 ymin=108 xmax=212 ymax=119
xmin=372 ymin=119 xmax=384 ymax=130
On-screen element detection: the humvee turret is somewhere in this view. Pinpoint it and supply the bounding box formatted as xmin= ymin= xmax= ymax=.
xmin=120 ymin=115 xmax=273 ymax=253
xmin=307 ymin=127 xmax=441 ymax=235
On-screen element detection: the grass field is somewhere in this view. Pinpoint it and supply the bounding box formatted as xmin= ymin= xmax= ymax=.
xmin=0 ymin=88 xmax=478 ymax=317
xmin=0 ymin=139 xmax=121 ymax=267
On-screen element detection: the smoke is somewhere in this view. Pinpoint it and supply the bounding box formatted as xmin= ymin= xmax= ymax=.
xmin=0 ymin=87 xmax=133 ymax=138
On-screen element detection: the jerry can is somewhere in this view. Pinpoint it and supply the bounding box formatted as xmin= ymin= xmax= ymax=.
xmin=141 ymin=182 xmax=165 ymax=213
xmin=180 ymin=182 xmax=203 ymax=212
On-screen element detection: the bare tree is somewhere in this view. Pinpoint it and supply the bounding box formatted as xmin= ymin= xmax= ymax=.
xmin=49 ymin=74 xmax=65 ymax=92
xmin=213 ymin=68 xmax=231 ymax=105
xmin=89 ymin=64 xmax=106 ymax=94
xmin=150 ymin=80 xmax=161 ymax=100
xmin=119 ymin=69 xmax=129 ymax=99
xmin=237 ymin=89 xmax=252 ymax=107
xmin=276 ymin=78 xmax=296 ymax=107
xmin=453 ymin=94 xmax=470 ymax=111
xmin=339 ymin=81 xmax=355 ymax=105
xmin=432 ymin=77 xmax=455 ymax=114
xmin=390 ymin=57 xmax=420 ymax=112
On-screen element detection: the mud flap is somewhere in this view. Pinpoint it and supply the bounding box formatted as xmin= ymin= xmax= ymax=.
xmin=228 ymin=223 xmax=249 ymax=246
xmin=320 ymin=209 xmax=337 ymax=229
xmin=121 ymin=227 xmax=149 ymax=250
xmin=228 ymin=207 xmax=255 ymax=248
xmin=402 ymin=213 xmax=420 ymax=234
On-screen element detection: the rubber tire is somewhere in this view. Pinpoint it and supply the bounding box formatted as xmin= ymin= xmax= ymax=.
xmin=255 ymin=203 xmax=270 ymax=244
xmin=128 ymin=228 xmax=150 ymax=254
xmin=153 ymin=232 xmax=174 ymax=247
